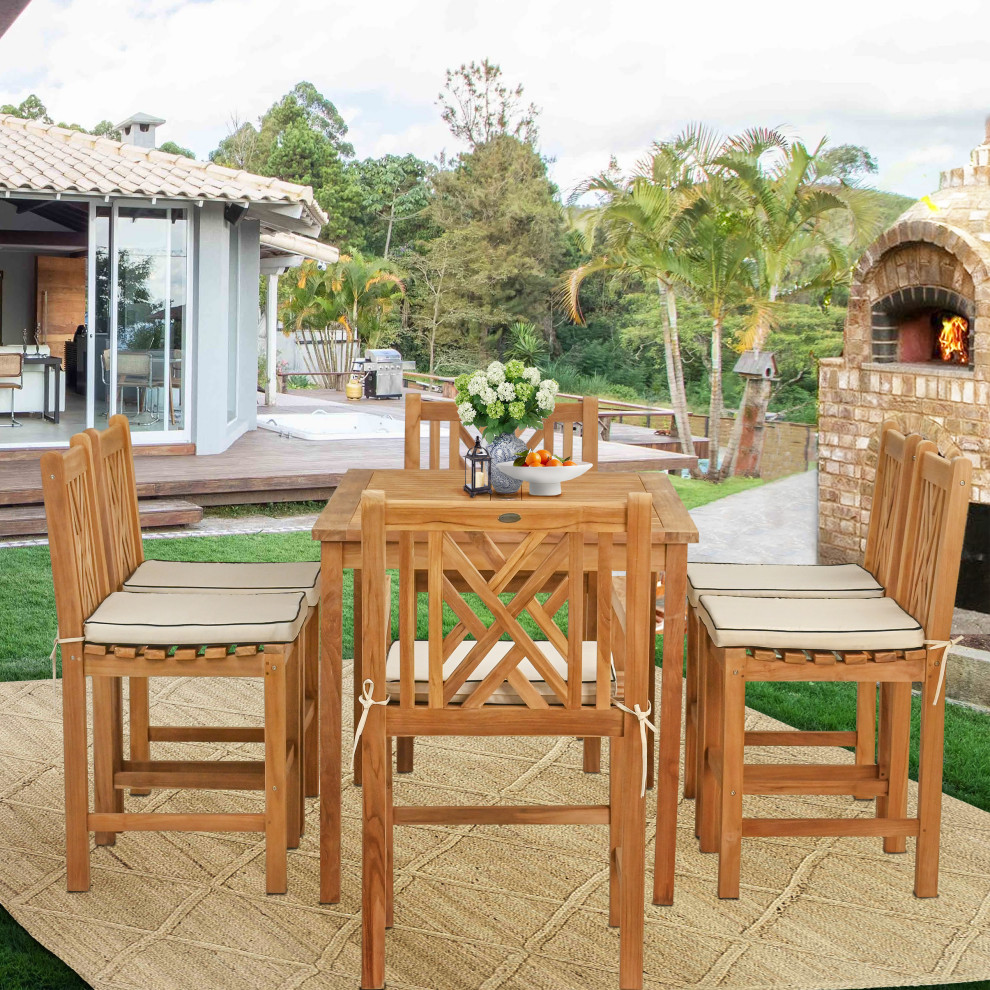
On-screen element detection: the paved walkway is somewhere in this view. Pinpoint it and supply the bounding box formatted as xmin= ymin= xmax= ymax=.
xmin=688 ymin=471 xmax=818 ymax=564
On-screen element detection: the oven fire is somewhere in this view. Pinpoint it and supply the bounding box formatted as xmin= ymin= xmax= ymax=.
xmin=937 ymin=312 xmax=970 ymax=364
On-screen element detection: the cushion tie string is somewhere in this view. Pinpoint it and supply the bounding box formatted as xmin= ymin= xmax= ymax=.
xmin=611 ymin=698 xmax=657 ymax=797
xmin=352 ymin=679 xmax=389 ymax=771
xmin=49 ymin=635 xmax=84 ymax=682
xmin=924 ymin=637 xmax=963 ymax=705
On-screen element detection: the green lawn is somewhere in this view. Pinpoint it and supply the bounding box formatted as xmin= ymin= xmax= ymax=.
xmin=1 ymin=515 xmax=989 ymax=990
xmin=668 ymin=474 xmax=764 ymax=510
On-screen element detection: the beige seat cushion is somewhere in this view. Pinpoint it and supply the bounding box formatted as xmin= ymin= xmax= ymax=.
xmin=386 ymin=640 xmax=606 ymax=705
xmin=85 ymin=591 xmax=307 ymax=646
xmin=123 ymin=560 xmax=320 ymax=607
xmin=696 ymin=594 xmax=923 ymax=651
xmin=687 ymin=562 xmax=882 ymax=608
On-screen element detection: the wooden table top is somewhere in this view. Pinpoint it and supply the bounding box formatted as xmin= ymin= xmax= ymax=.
xmin=312 ymin=469 xmax=699 ymax=544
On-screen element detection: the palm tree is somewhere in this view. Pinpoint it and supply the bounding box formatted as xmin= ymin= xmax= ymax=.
xmin=505 ymin=321 xmax=548 ymax=364
xmin=665 ymin=176 xmax=760 ymax=479
xmin=279 ymin=256 xmax=405 ymax=383
xmin=715 ymin=136 xmax=879 ymax=477
xmin=563 ymin=127 xmax=723 ymax=463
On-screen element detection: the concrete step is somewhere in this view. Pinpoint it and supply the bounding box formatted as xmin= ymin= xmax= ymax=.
xmin=0 ymin=498 xmax=203 ymax=538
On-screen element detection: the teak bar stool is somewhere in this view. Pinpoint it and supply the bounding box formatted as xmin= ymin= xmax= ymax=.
xmin=357 ymin=491 xmax=654 ymax=990
xmin=683 ymin=422 xmax=920 ymax=805
xmin=694 ymin=446 xmax=970 ymax=898
xmin=391 ymin=393 xmax=611 ymax=779
xmin=82 ymin=416 xmax=321 ymax=799
xmin=42 ymin=439 xmax=307 ymax=894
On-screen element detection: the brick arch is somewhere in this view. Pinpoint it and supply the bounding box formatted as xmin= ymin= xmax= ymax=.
xmin=853 ymin=219 xmax=990 ymax=288
xmin=870 ymin=414 xmax=963 ymax=460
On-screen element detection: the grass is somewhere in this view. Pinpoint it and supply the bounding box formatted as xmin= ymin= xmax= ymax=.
xmin=2 ymin=516 xmax=989 ymax=989
xmin=202 ymin=500 xmax=326 ymax=519
xmin=668 ymin=474 xmax=764 ymax=511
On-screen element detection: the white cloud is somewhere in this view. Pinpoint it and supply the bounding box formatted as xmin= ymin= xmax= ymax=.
xmin=2 ymin=0 xmax=990 ymax=198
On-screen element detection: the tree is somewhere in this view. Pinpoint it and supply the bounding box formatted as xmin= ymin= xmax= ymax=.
xmin=428 ymin=134 xmax=566 ymax=352
xmin=402 ymin=239 xmax=470 ymax=373
xmin=210 ymin=82 xmax=363 ymax=247
xmin=505 ymin=322 xmax=548 ymax=364
xmin=563 ymin=127 xmax=727 ymax=463
xmin=715 ymin=136 xmax=879 ymax=477
xmin=1 ymin=94 xmax=51 ymax=121
xmin=278 ymin=256 xmax=405 ymax=382
xmin=351 ymin=154 xmax=435 ymax=258
xmin=158 ymin=140 xmax=195 ymax=159
xmin=665 ymin=176 xmax=760 ymax=479
xmin=438 ymin=59 xmax=539 ymax=149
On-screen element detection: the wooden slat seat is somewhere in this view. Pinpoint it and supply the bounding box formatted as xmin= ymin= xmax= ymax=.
xmin=43 ymin=436 xmax=306 ymax=896
xmin=695 ymin=445 xmax=971 ymax=901
xmin=82 ymin=415 xmax=321 ymax=801
xmin=682 ymin=423 xmax=923 ymax=805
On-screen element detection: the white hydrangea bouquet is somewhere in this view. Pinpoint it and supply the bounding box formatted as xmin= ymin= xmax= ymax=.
xmin=454 ymin=360 xmax=559 ymax=442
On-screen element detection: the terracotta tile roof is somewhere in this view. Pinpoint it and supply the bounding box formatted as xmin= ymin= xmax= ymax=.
xmin=0 ymin=114 xmax=328 ymax=229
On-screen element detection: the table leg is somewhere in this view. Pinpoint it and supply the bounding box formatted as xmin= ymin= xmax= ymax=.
xmin=53 ymin=361 xmax=61 ymax=424
xmin=319 ymin=542 xmax=343 ymax=904
xmin=653 ymin=542 xmax=686 ymax=906
xmin=42 ymin=364 xmax=50 ymax=423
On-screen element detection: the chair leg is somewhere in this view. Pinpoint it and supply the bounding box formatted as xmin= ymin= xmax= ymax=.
xmin=583 ymin=737 xmax=602 ymax=773
xmin=286 ymin=646 xmax=303 ymax=850
xmin=396 ymin=737 xmax=414 ymax=773
xmin=92 ymin=676 xmax=120 ymax=846
xmin=915 ymin=651 xmax=947 ymax=897
xmin=361 ymin=694 xmax=388 ymax=988
xmin=717 ymin=649 xmax=746 ymax=899
xmin=128 ymin=677 xmax=151 ymax=796
xmin=617 ymin=714 xmax=645 ymax=989
xmin=853 ymin=681 xmax=877 ymax=800
xmin=698 ymin=632 xmax=721 ymax=854
xmin=264 ymin=649 xmax=288 ymax=894
xmin=353 ymin=570 xmax=364 ymax=786
xmin=386 ymin=739 xmax=394 ymax=929
xmin=879 ymin=682 xmax=911 ymax=854
xmin=62 ymin=650 xmax=90 ymax=892
xmin=304 ymin=609 xmax=320 ymax=798
xmin=684 ymin=606 xmax=699 ymax=800
xmin=609 ymin=735 xmax=621 ymax=928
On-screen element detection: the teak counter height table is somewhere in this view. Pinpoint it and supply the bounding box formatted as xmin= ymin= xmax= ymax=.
xmin=313 ymin=468 xmax=698 ymax=905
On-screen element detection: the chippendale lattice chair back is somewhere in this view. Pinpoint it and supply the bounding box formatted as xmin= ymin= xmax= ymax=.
xmin=358 ymin=490 xmax=654 ymax=989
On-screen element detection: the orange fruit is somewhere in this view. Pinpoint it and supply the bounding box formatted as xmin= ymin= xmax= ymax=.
xmin=525 ymin=450 xmax=541 ymax=467
xmin=562 ymin=458 xmax=576 ymax=466
xmin=538 ymin=449 xmax=552 ymax=464
xmin=548 ymin=456 xmax=563 ymax=467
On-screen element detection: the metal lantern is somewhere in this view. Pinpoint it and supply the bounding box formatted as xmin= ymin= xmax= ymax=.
xmin=464 ymin=436 xmax=491 ymax=497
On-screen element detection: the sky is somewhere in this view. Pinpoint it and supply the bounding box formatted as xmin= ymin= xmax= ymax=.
xmin=2 ymin=0 xmax=990 ymax=202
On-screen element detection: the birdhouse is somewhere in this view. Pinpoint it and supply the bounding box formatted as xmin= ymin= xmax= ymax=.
xmin=733 ymin=350 xmax=779 ymax=380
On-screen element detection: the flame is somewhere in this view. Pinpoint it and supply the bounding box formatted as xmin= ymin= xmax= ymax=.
xmin=938 ymin=314 xmax=969 ymax=364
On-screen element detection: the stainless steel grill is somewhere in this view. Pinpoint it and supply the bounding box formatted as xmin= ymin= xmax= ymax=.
xmin=362 ymin=348 xmax=403 ymax=399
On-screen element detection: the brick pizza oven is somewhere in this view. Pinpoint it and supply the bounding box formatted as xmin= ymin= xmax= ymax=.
xmin=818 ymin=120 xmax=990 ymax=611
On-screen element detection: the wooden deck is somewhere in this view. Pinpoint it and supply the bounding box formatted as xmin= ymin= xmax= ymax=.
xmin=0 ymin=423 xmax=698 ymax=511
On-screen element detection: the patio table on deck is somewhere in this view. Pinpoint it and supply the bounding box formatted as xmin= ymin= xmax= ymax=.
xmin=312 ymin=468 xmax=698 ymax=905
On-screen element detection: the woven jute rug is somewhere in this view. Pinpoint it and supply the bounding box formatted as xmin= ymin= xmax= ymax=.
xmin=1 ymin=667 xmax=989 ymax=990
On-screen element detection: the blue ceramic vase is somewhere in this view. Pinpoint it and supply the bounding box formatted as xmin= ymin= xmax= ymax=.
xmin=487 ymin=432 xmax=528 ymax=496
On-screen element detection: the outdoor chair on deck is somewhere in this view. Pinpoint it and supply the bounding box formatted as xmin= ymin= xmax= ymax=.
xmin=81 ymin=415 xmax=321 ymax=799
xmin=682 ymin=421 xmax=921 ymax=809
xmin=523 ymin=394 xmax=599 ymax=466
xmin=0 ymin=352 xmax=23 ymax=428
xmin=43 ymin=437 xmax=306 ymax=894
xmin=694 ymin=445 xmax=970 ymax=898
xmin=357 ymin=491 xmax=654 ymax=990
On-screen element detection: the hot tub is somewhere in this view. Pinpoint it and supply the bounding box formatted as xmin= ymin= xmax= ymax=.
xmin=258 ymin=408 xmax=406 ymax=441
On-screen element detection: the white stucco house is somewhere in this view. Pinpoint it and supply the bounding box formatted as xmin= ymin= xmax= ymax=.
xmin=0 ymin=111 xmax=337 ymax=454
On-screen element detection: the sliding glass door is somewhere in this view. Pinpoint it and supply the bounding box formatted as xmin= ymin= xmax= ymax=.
xmin=91 ymin=203 xmax=190 ymax=440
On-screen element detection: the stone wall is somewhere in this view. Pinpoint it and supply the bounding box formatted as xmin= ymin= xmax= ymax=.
xmin=688 ymin=414 xmax=817 ymax=481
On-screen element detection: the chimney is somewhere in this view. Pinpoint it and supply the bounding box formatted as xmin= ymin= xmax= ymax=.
xmin=114 ymin=112 xmax=166 ymax=149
